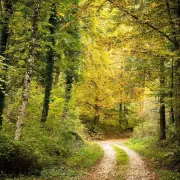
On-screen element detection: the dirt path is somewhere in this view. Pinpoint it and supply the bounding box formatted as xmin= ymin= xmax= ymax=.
xmin=82 ymin=140 xmax=158 ymax=180
xmin=83 ymin=142 xmax=117 ymax=180
xmin=114 ymin=143 xmax=157 ymax=180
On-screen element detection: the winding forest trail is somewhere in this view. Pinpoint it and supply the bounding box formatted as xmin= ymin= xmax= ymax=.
xmin=113 ymin=143 xmax=157 ymax=180
xmin=83 ymin=143 xmax=117 ymax=180
xmin=83 ymin=140 xmax=158 ymax=180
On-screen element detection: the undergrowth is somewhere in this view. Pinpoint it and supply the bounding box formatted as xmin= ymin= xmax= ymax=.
xmin=40 ymin=142 xmax=104 ymax=180
xmin=0 ymin=83 xmax=104 ymax=180
xmin=0 ymin=122 xmax=103 ymax=180
xmin=126 ymin=138 xmax=180 ymax=180
xmin=1 ymin=138 xmax=103 ymax=180
xmin=85 ymin=122 xmax=132 ymax=140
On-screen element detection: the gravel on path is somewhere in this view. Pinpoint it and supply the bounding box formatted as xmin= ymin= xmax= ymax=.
xmin=83 ymin=142 xmax=117 ymax=180
xmin=114 ymin=143 xmax=158 ymax=180
xmin=82 ymin=140 xmax=158 ymax=180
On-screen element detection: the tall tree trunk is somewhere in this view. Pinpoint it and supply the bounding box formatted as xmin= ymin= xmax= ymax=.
xmin=174 ymin=0 xmax=180 ymax=144
xmin=159 ymin=59 xmax=166 ymax=140
xmin=94 ymin=104 xmax=100 ymax=125
xmin=14 ymin=4 xmax=39 ymax=140
xmin=119 ymin=103 xmax=123 ymax=125
xmin=0 ymin=0 xmax=12 ymax=128
xmin=165 ymin=0 xmax=180 ymax=143
xmin=93 ymin=97 xmax=100 ymax=125
xmin=124 ymin=105 xmax=129 ymax=126
xmin=54 ymin=67 xmax=60 ymax=86
xmin=170 ymin=58 xmax=175 ymax=123
xmin=41 ymin=50 xmax=54 ymax=122
xmin=165 ymin=0 xmax=176 ymax=125
xmin=41 ymin=4 xmax=56 ymax=123
xmin=175 ymin=53 xmax=180 ymax=143
xmin=62 ymin=74 xmax=73 ymax=119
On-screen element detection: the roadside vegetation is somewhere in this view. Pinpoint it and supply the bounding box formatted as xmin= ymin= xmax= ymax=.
xmin=0 ymin=0 xmax=180 ymax=179
xmin=0 ymin=132 xmax=103 ymax=180
xmin=126 ymin=137 xmax=180 ymax=180
xmin=113 ymin=146 xmax=129 ymax=180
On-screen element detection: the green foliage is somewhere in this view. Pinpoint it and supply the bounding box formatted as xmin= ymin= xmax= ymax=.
xmin=1 ymin=0 xmax=180 ymax=178
xmin=114 ymin=146 xmax=129 ymax=165
xmin=66 ymin=142 xmax=103 ymax=169
xmin=0 ymin=132 xmax=103 ymax=179
xmin=0 ymin=133 xmax=42 ymax=177
xmin=0 ymin=77 xmax=105 ymax=179
xmin=40 ymin=142 xmax=103 ymax=180
xmin=83 ymin=120 xmax=132 ymax=140
xmin=126 ymin=138 xmax=180 ymax=179
xmin=133 ymin=119 xmax=159 ymax=138
xmin=113 ymin=145 xmax=129 ymax=180
xmin=156 ymin=169 xmax=180 ymax=180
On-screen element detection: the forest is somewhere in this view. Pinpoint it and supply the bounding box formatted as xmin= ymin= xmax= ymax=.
xmin=0 ymin=0 xmax=180 ymax=179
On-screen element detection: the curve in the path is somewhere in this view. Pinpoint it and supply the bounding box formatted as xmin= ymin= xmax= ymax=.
xmin=114 ymin=143 xmax=157 ymax=180
xmin=84 ymin=142 xmax=117 ymax=180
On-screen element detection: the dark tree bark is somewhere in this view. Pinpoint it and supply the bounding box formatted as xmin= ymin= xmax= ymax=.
xmin=54 ymin=67 xmax=60 ymax=86
xmin=94 ymin=104 xmax=100 ymax=125
xmin=170 ymin=58 xmax=175 ymax=124
xmin=119 ymin=103 xmax=123 ymax=125
xmin=164 ymin=0 xmax=180 ymax=143
xmin=165 ymin=0 xmax=176 ymax=125
xmin=62 ymin=74 xmax=73 ymax=119
xmin=93 ymin=97 xmax=100 ymax=125
xmin=14 ymin=4 xmax=40 ymax=140
xmin=124 ymin=105 xmax=129 ymax=127
xmin=41 ymin=50 xmax=54 ymax=122
xmin=0 ymin=0 xmax=12 ymax=128
xmin=172 ymin=0 xmax=180 ymax=143
xmin=175 ymin=52 xmax=180 ymax=143
xmin=41 ymin=4 xmax=56 ymax=123
xmin=159 ymin=59 xmax=166 ymax=140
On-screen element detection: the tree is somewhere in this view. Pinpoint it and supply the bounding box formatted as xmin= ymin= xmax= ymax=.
xmin=14 ymin=2 xmax=40 ymax=140
xmin=41 ymin=3 xmax=57 ymax=123
xmin=61 ymin=0 xmax=81 ymax=119
xmin=106 ymin=0 xmax=180 ymax=142
xmin=0 ymin=0 xmax=13 ymax=128
xmin=159 ymin=58 xmax=166 ymax=140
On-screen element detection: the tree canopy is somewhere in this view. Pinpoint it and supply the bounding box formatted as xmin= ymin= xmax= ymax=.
xmin=0 ymin=0 xmax=180 ymax=178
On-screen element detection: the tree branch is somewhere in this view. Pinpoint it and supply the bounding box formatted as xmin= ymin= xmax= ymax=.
xmin=108 ymin=0 xmax=175 ymax=43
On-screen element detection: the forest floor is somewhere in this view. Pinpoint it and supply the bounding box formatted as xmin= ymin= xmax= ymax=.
xmin=82 ymin=139 xmax=159 ymax=180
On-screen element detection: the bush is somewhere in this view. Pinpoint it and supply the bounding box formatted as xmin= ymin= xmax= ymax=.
xmin=66 ymin=142 xmax=103 ymax=169
xmin=0 ymin=133 xmax=42 ymax=177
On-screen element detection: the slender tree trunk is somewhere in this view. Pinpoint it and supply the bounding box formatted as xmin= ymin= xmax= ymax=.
xmin=160 ymin=100 xmax=166 ymax=140
xmin=124 ymin=105 xmax=128 ymax=126
xmin=0 ymin=0 xmax=12 ymax=128
xmin=165 ymin=0 xmax=176 ymax=125
xmin=94 ymin=104 xmax=100 ymax=125
xmin=174 ymin=0 xmax=180 ymax=143
xmin=170 ymin=58 xmax=175 ymax=123
xmin=14 ymin=4 xmax=39 ymax=140
xmin=54 ymin=67 xmax=60 ymax=86
xmin=41 ymin=4 xmax=56 ymax=123
xmin=119 ymin=103 xmax=123 ymax=125
xmin=165 ymin=0 xmax=180 ymax=143
xmin=93 ymin=97 xmax=100 ymax=125
xmin=159 ymin=59 xmax=166 ymax=140
xmin=62 ymin=75 xmax=73 ymax=119
xmin=175 ymin=54 xmax=180 ymax=143
xmin=41 ymin=50 xmax=54 ymax=122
